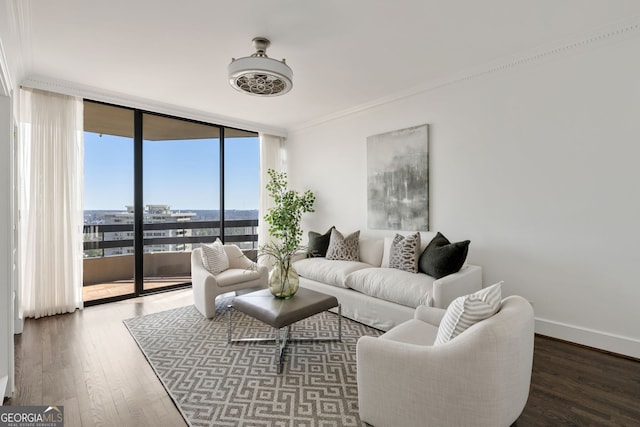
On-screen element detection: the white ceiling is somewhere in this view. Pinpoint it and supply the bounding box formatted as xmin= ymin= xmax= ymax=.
xmin=6 ymin=0 xmax=640 ymax=132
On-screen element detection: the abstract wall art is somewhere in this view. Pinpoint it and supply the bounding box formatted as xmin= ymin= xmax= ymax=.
xmin=367 ymin=124 xmax=429 ymax=230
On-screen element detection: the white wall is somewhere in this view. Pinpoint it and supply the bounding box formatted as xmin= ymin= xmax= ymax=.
xmin=0 ymin=0 xmax=22 ymax=398
xmin=287 ymin=33 xmax=640 ymax=358
xmin=0 ymin=94 xmax=12 ymax=399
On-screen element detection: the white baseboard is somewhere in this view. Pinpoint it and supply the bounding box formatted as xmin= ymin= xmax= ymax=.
xmin=13 ymin=291 xmax=22 ymax=335
xmin=535 ymin=317 xmax=640 ymax=359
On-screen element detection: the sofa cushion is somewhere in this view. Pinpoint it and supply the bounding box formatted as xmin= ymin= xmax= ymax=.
xmin=359 ymin=238 xmax=384 ymax=267
xmin=294 ymin=257 xmax=371 ymax=288
xmin=380 ymin=318 xmax=438 ymax=346
xmin=418 ymin=232 xmax=470 ymax=279
xmin=389 ymin=232 xmax=420 ymax=273
xmin=434 ymin=282 xmax=502 ymax=345
xmin=307 ymin=226 xmax=335 ymax=257
xmin=326 ymin=229 xmax=360 ymax=261
xmin=345 ymin=267 xmax=435 ymax=308
xmin=215 ymin=268 xmax=264 ymax=288
xmin=200 ymin=238 xmax=229 ymax=275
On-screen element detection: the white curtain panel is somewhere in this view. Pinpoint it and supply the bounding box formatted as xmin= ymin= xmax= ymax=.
xmin=18 ymin=88 xmax=84 ymax=318
xmin=257 ymin=133 xmax=285 ymax=266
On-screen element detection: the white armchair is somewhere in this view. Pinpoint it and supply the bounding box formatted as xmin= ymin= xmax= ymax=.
xmin=357 ymin=295 xmax=535 ymax=427
xmin=191 ymin=245 xmax=268 ymax=318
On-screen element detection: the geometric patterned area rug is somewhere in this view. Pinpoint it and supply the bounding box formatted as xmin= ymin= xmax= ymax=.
xmin=123 ymin=297 xmax=383 ymax=427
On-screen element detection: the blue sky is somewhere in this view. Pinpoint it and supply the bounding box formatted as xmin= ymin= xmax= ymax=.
xmin=84 ymin=132 xmax=260 ymax=211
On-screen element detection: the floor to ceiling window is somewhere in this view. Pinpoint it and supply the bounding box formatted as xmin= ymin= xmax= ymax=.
xmin=142 ymin=113 xmax=221 ymax=292
xmin=82 ymin=101 xmax=259 ymax=304
xmin=224 ymin=130 xmax=261 ymax=258
xmin=83 ymin=102 xmax=136 ymax=301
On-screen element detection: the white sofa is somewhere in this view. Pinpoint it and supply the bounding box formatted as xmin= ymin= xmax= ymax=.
xmin=356 ymin=295 xmax=535 ymax=427
xmin=293 ymin=232 xmax=482 ymax=331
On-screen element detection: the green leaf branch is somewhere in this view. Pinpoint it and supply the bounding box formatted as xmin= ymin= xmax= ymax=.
xmin=261 ymin=169 xmax=316 ymax=265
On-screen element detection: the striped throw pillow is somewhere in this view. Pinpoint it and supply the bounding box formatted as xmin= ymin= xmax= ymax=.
xmin=434 ymin=282 xmax=502 ymax=345
xmin=200 ymin=238 xmax=229 ymax=275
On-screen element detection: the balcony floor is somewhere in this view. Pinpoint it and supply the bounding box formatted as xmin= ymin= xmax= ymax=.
xmin=83 ymin=276 xmax=191 ymax=302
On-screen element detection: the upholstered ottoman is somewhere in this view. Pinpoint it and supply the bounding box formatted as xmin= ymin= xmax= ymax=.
xmin=228 ymin=288 xmax=342 ymax=373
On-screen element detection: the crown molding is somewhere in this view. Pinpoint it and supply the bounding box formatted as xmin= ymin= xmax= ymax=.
xmin=20 ymin=76 xmax=288 ymax=137
xmin=291 ymin=16 xmax=640 ymax=133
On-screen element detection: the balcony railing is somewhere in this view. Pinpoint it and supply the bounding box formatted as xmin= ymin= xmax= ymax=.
xmin=83 ymin=219 xmax=259 ymax=255
xmin=82 ymin=219 xmax=259 ymax=292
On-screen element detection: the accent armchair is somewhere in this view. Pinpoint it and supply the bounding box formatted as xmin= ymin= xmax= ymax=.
xmin=191 ymin=245 xmax=268 ymax=318
xmin=356 ymin=295 xmax=535 ymax=427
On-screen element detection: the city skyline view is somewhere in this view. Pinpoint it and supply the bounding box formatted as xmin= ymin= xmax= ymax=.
xmin=84 ymin=131 xmax=260 ymax=211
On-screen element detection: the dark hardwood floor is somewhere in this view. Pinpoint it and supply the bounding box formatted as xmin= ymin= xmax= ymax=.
xmin=517 ymin=336 xmax=640 ymax=426
xmin=6 ymin=289 xmax=640 ymax=426
xmin=7 ymin=289 xmax=192 ymax=427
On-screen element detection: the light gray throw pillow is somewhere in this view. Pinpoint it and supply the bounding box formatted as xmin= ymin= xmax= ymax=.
xmin=200 ymin=238 xmax=229 ymax=275
xmin=434 ymin=281 xmax=502 ymax=345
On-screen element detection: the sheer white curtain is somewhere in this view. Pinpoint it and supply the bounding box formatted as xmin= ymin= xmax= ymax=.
xmin=257 ymin=133 xmax=285 ymax=264
xmin=18 ymin=88 xmax=84 ymax=318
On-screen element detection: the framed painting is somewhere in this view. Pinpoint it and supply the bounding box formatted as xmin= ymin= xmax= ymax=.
xmin=367 ymin=124 xmax=429 ymax=230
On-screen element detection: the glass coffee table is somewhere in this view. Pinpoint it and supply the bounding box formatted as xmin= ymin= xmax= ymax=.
xmin=227 ymin=287 xmax=342 ymax=373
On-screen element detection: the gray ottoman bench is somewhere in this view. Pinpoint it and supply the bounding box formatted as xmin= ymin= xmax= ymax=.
xmin=228 ymin=288 xmax=342 ymax=373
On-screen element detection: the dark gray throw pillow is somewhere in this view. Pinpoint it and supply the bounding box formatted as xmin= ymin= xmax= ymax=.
xmin=419 ymin=232 xmax=470 ymax=279
xmin=307 ymin=226 xmax=335 ymax=257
